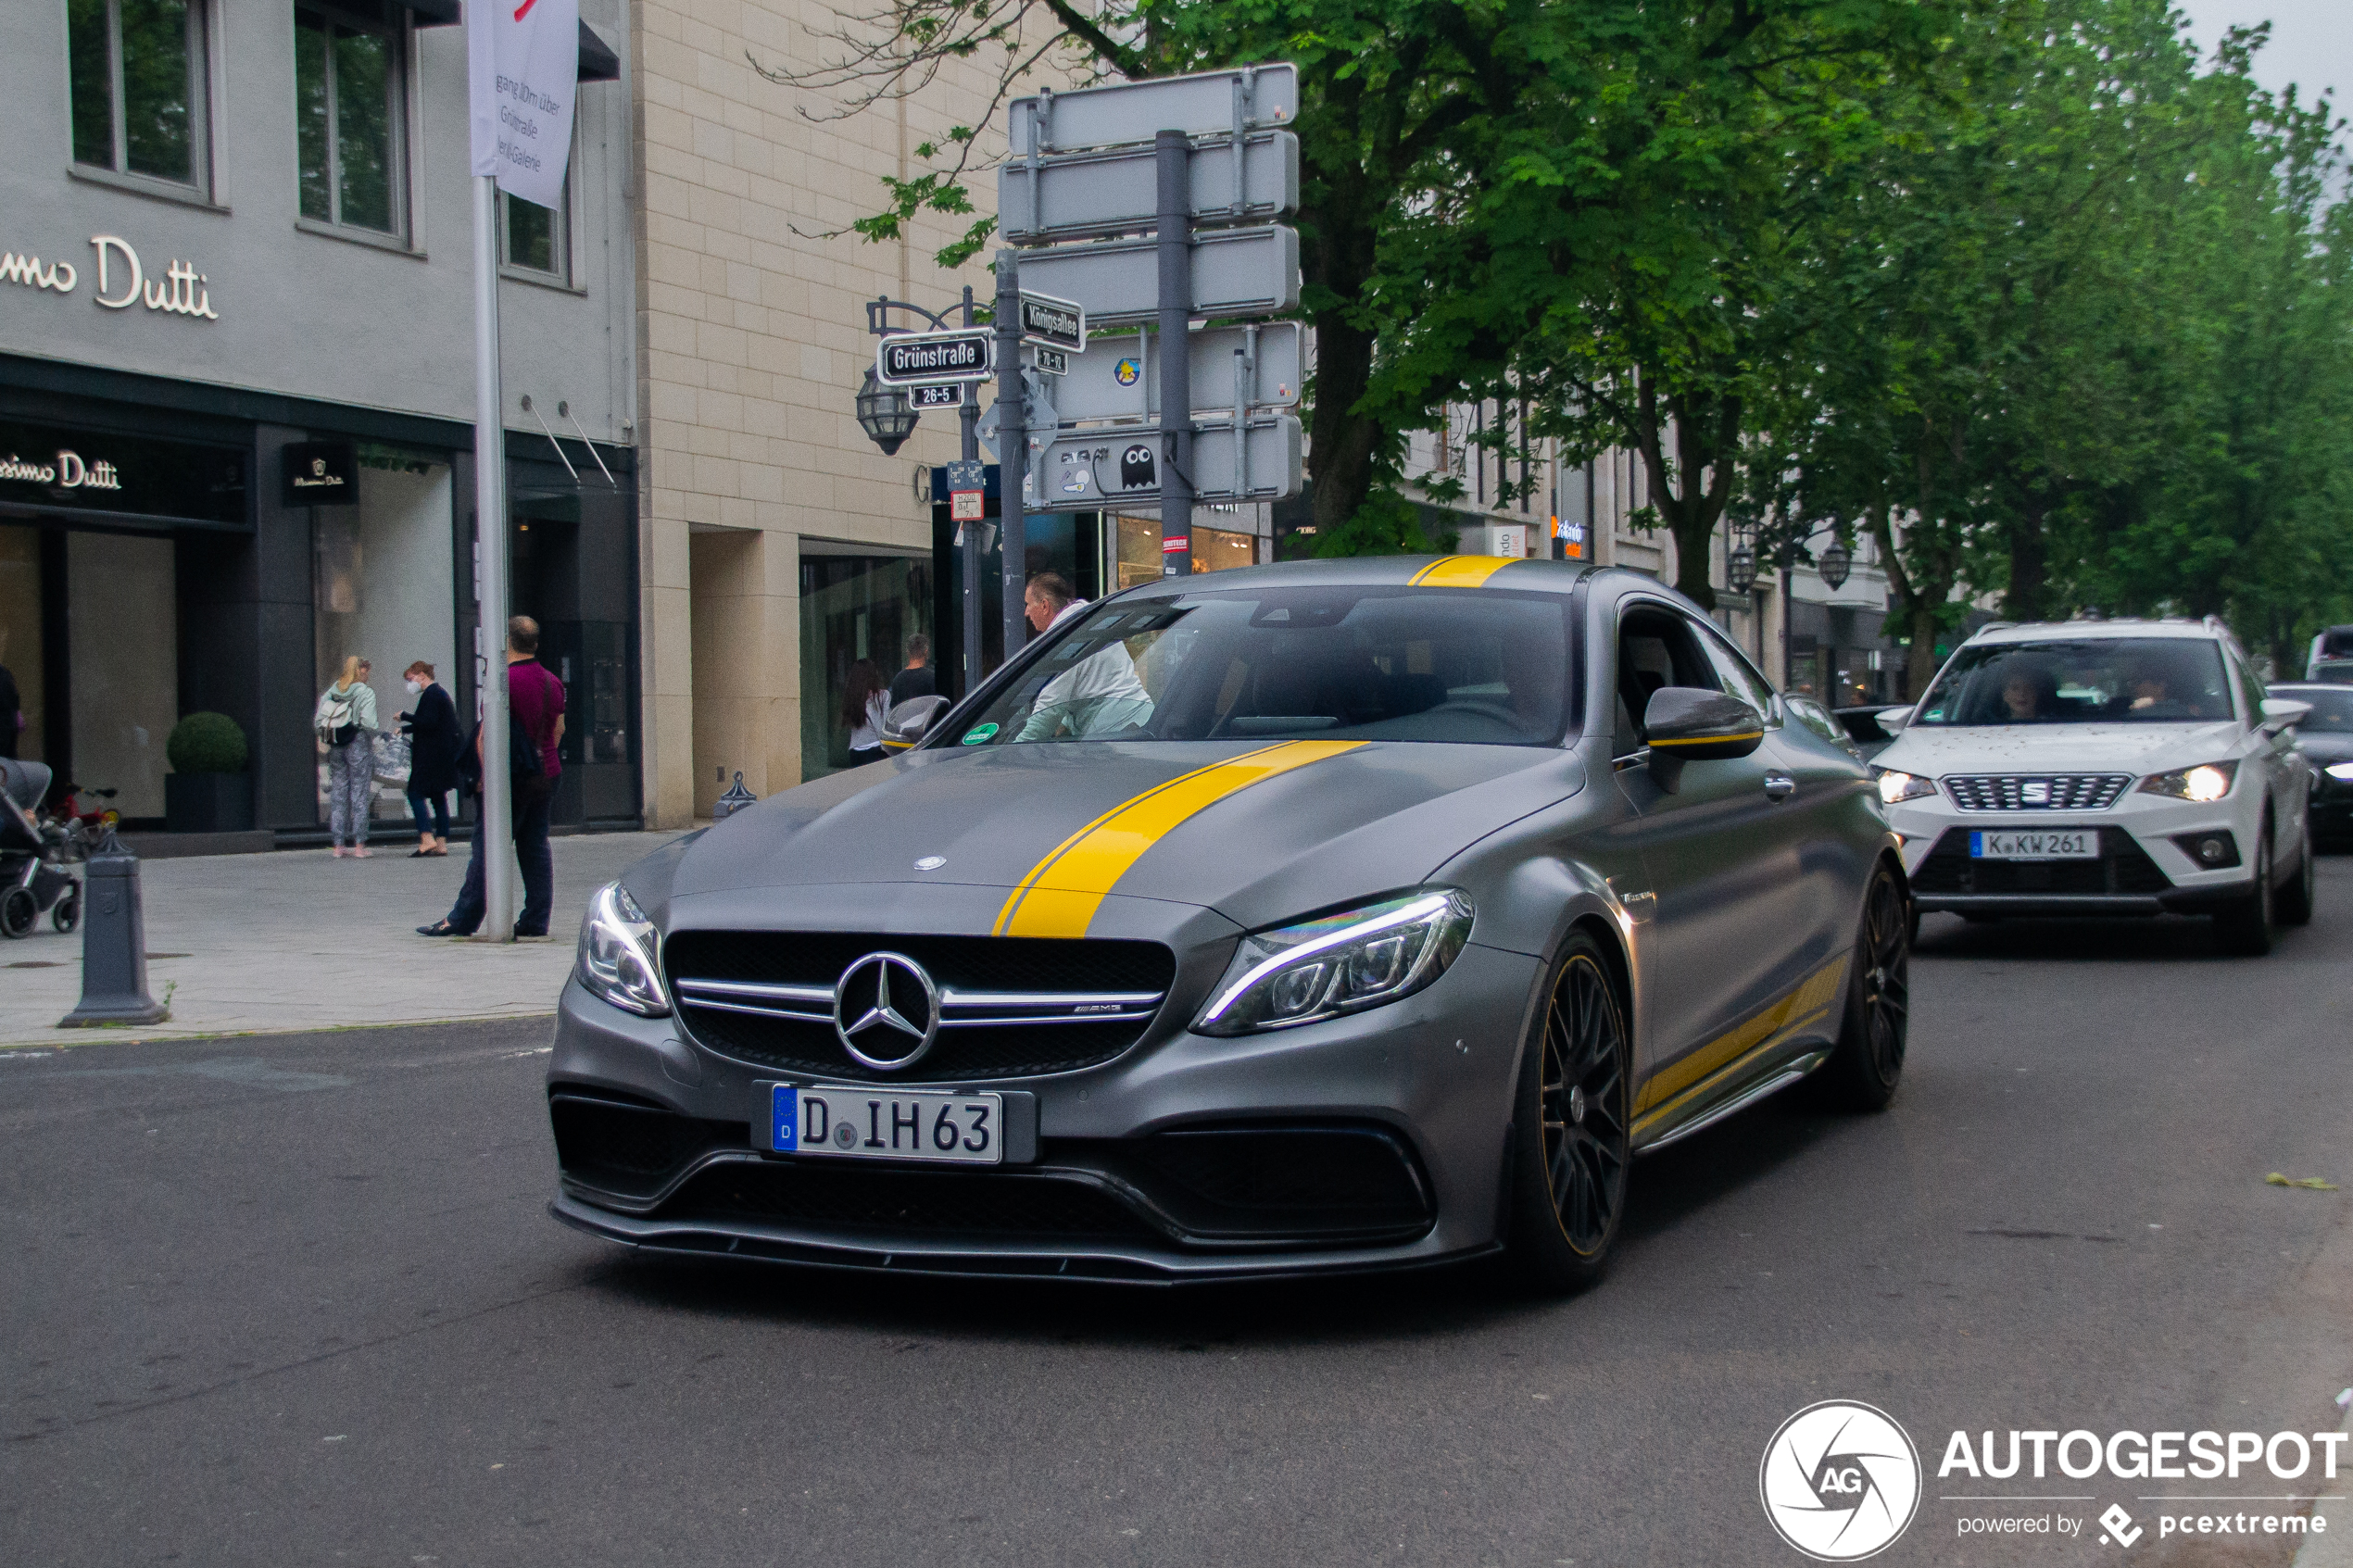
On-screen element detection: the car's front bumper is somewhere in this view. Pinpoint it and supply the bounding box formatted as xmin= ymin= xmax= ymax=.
xmin=1888 ymin=786 xmax=2261 ymax=917
xmin=544 ymin=938 xmax=1542 ymax=1284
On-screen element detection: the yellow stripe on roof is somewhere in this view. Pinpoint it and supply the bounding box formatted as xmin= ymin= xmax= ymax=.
xmin=1407 ymin=556 xmax=1518 ymax=588
xmin=993 ymin=740 xmax=1365 ymax=938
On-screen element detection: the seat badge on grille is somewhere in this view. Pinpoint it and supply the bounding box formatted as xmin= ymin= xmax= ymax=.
xmin=833 ymin=952 xmax=942 ymax=1072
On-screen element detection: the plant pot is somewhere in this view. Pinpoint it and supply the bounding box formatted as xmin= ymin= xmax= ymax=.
xmin=165 ymin=771 xmax=255 ymax=834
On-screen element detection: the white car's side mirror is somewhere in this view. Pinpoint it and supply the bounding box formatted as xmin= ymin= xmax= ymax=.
xmin=2260 ymin=697 xmax=2312 ymax=732
xmin=1875 ymin=706 xmax=1914 ymax=737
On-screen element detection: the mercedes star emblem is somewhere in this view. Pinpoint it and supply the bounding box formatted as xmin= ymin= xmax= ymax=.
xmin=832 ymin=951 xmax=940 ymax=1071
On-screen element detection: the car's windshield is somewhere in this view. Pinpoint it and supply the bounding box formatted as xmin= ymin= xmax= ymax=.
xmin=948 ymin=586 xmax=1575 ymax=748
xmin=2275 ymin=686 xmax=2353 ymax=733
xmin=1915 ymin=638 xmax=2234 ymax=725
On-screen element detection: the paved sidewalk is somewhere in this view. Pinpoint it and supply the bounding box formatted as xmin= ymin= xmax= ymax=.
xmin=0 ymin=831 xmax=682 ymax=1047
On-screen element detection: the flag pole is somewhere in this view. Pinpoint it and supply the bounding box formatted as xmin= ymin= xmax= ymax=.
xmin=470 ymin=172 xmax=516 ymax=940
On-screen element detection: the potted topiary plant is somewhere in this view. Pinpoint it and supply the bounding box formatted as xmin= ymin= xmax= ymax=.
xmin=164 ymin=711 xmax=255 ymax=834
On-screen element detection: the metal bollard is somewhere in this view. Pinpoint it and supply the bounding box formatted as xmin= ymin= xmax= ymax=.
xmin=711 ymin=771 xmax=757 ymax=822
xmin=60 ymin=826 xmax=168 ymax=1028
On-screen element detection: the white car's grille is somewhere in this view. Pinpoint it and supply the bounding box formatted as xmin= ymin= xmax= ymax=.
xmin=1942 ymin=773 xmax=2132 ymax=811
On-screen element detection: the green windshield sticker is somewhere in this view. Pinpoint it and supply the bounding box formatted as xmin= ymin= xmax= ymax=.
xmin=962 ymin=723 xmax=1000 ymax=746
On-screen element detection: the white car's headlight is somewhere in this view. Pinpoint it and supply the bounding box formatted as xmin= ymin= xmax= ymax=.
xmin=2138 ymin=760 xmax=2237 ymax=803
xmin=2327 ymin=761 xmax=2353 ymax=782
xmin=1872 ymin=766 xmax=1938 ymax=805
xmin=1193 ymin=891 xmax=1474 ymax=1037
xmin=575 ymin=882 xmax=671 ymax=1017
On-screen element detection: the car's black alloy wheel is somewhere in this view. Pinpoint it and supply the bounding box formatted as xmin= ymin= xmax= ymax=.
xmin=1818 ymin=861 xmax=1909 ymax=1110
xmin=1506 ymin=934 xmax=1630 ymax=1294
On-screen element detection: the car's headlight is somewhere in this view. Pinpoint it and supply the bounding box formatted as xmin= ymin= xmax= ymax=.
xmin=2327 ymin=761 xmax=2353 ymax=782
xmin=1872 ymin=767 xmax=1938 ymax=805
xmin=575 ymin=882 xmax=670 ymax=1017
xmin=2138 ymin=761 xmax=2238 ymax=803
xmin=1193 ymin=891 xmax=1474 ymax=1037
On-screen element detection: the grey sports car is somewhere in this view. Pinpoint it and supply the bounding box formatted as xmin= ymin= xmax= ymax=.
xmin=548 ymin=558 xmax=1909 ymax=1290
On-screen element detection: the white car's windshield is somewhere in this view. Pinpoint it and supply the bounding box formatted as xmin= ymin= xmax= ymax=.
xmin=1915 ymin=639 xmax=2234 ymax=726
xmin=949 ymin=586 xmax=1576 ymax=747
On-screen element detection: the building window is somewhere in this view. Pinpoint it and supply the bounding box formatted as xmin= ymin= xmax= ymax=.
xmin=295 ymin=4 xmax=407 ymax=238
xmin=68 ymin=0 xmax=210 ymax=191
xmin=501 ymin=187 xmax=568 ymax=281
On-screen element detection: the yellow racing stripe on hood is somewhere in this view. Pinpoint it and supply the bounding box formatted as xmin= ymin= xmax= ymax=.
xmin=994 ymin=740 xmax=1366 ymax=938
xmin=1408 ymin=555 xmax=1517 ymax=588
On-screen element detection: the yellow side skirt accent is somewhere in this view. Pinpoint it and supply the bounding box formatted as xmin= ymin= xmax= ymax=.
xmin=1631 ymin=954 xmax=1851 ymax=1138
xmin=993 ymin=739 xmax=1365 ymax=938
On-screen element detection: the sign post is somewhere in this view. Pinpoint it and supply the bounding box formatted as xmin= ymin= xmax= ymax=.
xmin=1156 ymin=130 xmax=1193 ymax=576
xmin=994 ymin=254 xmax=1028 ymax=659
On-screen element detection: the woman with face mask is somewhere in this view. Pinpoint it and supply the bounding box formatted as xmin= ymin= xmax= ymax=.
xmin=397 ymin=661 xmax=462 ymax=856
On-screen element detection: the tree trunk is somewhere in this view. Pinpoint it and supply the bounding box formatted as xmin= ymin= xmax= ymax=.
xmin=1628 ymin=374 xmax=1738 ymax=611
xmin=1906 ymin=601 xmax=1943 ymax=700
xmin=2005 ymin=503 xmax=2046 ymax=622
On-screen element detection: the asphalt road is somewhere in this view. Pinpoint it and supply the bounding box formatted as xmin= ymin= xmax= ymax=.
xmin=5 ymin=867 xmax=2351 ymax=1568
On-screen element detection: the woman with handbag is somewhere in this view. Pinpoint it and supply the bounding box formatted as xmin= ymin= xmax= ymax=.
xmin=397 ymin=660 xmax=461 ymax=857
xmin=314 ymin=656 xmax=379 ymax=858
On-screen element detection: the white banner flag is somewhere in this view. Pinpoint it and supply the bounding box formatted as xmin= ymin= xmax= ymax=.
xmin=468 ymin=0 xmax=579 ymax=211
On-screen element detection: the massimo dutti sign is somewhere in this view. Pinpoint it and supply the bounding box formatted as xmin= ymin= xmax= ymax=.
xmin=0 ymin=420 xmax=248 ymax=529
xmin=281 ymin=442 xmax=359 ymax=507
xmin=0 ymin=233 xmax=220 ymax=320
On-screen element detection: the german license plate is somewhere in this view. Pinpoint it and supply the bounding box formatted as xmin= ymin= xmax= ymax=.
xmin=1970 ymin=830 xmax=2096 ymax=859
xmin=769 ymin=1085 xmax=1002 ymax=1165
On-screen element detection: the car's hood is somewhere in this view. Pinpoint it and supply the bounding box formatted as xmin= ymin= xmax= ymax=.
xmin=668 ymin=739 xmax=1584 ymax=933
xmin=1878 ymin=721 xmax=2245 ymax=777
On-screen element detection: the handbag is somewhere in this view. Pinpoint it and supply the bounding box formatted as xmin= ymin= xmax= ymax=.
xmin=370 ymin=731 xmax=411 ymax=786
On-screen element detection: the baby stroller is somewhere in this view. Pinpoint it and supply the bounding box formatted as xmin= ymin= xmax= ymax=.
xmin=0 ymin=759 xmax=82 ymax=938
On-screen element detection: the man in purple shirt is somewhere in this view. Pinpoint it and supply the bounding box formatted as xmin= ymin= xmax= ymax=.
xmin=419 ymin=616 xmax=566 ymax=938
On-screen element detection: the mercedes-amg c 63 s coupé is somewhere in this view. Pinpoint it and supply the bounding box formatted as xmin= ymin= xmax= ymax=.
xmin=547 ymin=558 xmax=1910 ymax=1291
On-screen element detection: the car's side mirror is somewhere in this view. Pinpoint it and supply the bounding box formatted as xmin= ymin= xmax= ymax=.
xmin=1642 ymin=687 xmax=1765 ymax=792
xmin=2259 ymin=696 xmax=2312 ymax=734
xmin=1875 ymin=705 xmax=1914 ymax=736
xmin=881 ymin=695 xmax=950 ymax=751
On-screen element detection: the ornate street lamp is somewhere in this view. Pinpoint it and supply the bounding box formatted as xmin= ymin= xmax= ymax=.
xmin=1728 ymin=543 xmax=1757 ymax=596
xmin=1818 ymin=542 xmax=1852 ymax=592
xmin=854 ymin=368 xmax=918 ymax=456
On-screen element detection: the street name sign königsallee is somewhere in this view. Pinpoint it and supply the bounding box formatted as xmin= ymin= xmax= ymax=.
xmin=1016 ymin=292 xmax=1087 ymax=352
xmin=875 ymin=328 xmax=994 ymax=386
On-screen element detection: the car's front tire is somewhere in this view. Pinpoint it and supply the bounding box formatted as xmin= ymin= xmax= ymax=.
xmin=2275 ymin=828 xmax=2316 ymax=928
xmin=2214 ymin=826 xmax=2277 ymax=956
xmin=1504 ymin=932 xmax=1630 ymax=1296
xmin=1816 ymin=860 xmax=1909 ymax=1111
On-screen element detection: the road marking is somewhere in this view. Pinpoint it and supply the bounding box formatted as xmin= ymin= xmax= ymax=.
xmin=994 ymin=740 xmax=1364 ymax=938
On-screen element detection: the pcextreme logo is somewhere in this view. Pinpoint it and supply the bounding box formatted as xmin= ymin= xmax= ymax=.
xmin=1761 ymin=1401 xmax=1924 ymax=1561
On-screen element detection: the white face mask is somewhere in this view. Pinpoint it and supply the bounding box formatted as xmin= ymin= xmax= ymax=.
xmin=405 ymin=679 xmax=423 ymax=696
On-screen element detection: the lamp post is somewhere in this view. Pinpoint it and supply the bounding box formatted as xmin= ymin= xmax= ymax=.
xmin=853 ymin=370 xmax=918 ymax=456
xmin=1773 ymin=524 xmax=1851 ymax=694
xmin=1727 ymin=535 xmax=1760 ymax=664
xmin=862 ymin=288 xmax=985 ymax=696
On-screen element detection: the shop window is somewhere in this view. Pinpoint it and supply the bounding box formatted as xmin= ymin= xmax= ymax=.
xmin=799 ymin=556 xmax=930 ymax=780
xmin=295 ymin=3 xmax=408 ymax=239
xmin=1113 ymin=516 xmax=1261 ymax=587
xmin=68 ymin=0 xmax=211 ymax=193
xmin=0 ymin=529 xmax=44 ymax=764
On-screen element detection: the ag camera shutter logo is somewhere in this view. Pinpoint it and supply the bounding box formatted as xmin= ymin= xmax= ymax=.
xmin=1760 ymin=1400 xmax=1922 ymax=1561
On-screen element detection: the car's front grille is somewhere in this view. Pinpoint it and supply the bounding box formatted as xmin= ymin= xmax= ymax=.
xmin=661 ymin=1160 xmax=1161 ymax=1240
xmin=662 ymin=931 xmax=1177 ymax=1083
xmin=1942 ymin=773 xmax=2132 ymax=811
xmin=1911 ymin=827 xmax=2171 ymax=896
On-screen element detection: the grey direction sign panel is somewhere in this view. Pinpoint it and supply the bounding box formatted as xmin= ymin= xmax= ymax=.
xmin=1014 ymin=227 xmax=1299 ymax=328
xmin=1000 ymin=132 xmax=1299 ymax=244
xmin=1049 ymin=322 xmax=1302 ymax=423
xmin=876 ymin=329 xmax=993 ymax=386
xmin=1031 ymin=416 xmax=1302 ymax=512
xmin=1009 ymin=65 xmax=1298 ymax=157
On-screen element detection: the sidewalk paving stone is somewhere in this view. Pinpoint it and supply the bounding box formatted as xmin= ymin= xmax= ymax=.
xmin=0 ymin=832 xmax=684 ymax=1047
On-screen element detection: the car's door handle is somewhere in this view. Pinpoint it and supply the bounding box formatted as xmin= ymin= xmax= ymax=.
xmin=1764 ymin=773 xmax=1797 ymax=803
